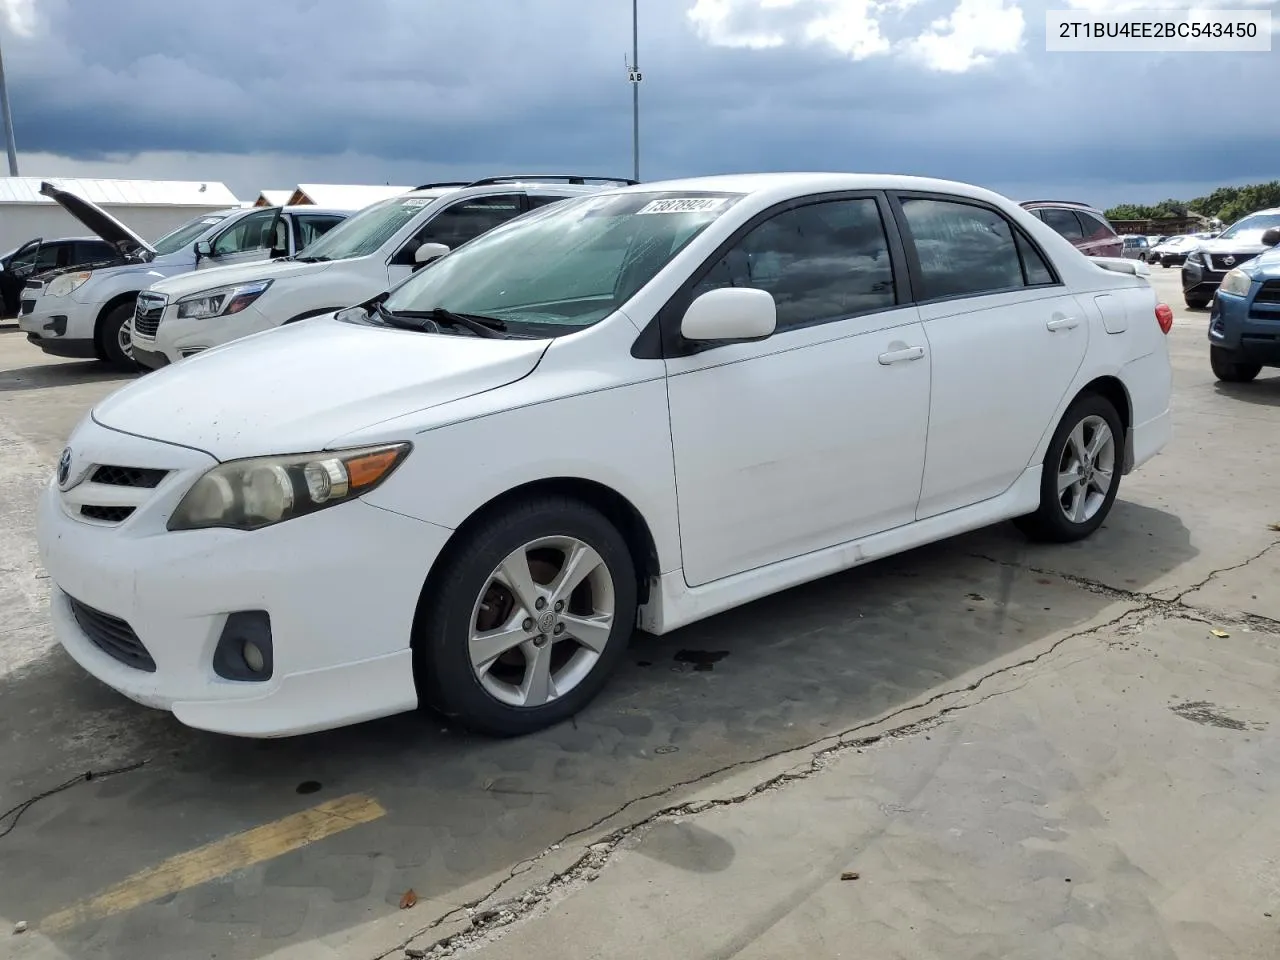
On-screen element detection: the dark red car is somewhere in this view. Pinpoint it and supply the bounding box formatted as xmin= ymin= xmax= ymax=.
xmin=1020 ymin=200 xmax=1123 ymax=258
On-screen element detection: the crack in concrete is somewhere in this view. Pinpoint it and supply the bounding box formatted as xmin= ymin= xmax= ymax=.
xmin=384 ymin=540 xmax=1280 ymax=958
xmin=383 ymin=607 xmax=1148 ymax=959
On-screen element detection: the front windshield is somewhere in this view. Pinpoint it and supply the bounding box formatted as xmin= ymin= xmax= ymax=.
xmin=380 ymin=191 xmax=744 ymax=331
xmin=152 ymin=213 xmax=231 ymax=255
xmin=1219 ymin=212 xmax=1280 ymax=241
xmin=295 ymin=195 xmax=428 ymax=261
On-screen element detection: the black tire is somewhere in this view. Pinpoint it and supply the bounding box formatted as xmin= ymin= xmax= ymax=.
xmin=1210 ymin=346 xmax=1261 ymax=383
xmin=1185 ymin=296 xmax=1210 ymax=310
xmin=414 ymin=496 xmax=637 ymax=737
xmin=1014 ymin=393 xmax=1124 ymax=544
xmin=96 ymin=302 xmax=140 ymax=372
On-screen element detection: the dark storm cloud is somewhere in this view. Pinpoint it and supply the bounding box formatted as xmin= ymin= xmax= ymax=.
xmin=2 ymin=0 xmax=1276 ymax=188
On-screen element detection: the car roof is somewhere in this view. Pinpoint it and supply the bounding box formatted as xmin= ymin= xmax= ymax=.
xmin=592 ymin=173 xmax=1023 ymax=208
xmin=396 ymin=181 xmax=615 ymax=203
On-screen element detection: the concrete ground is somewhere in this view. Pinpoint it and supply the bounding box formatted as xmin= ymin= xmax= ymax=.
xmin=1 ymin=266 xmax=1277 ymax=960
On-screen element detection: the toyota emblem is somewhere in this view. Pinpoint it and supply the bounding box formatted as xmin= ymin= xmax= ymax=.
xmin=1224 ymin=256 xmax=1236 ymax=266
xmin=56 ymin=447 xmax=73 ymax=489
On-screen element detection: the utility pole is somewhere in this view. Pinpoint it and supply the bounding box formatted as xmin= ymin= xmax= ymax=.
xmin=627 ymin=0 xmax=640 ymax=182
xmin=0 ymin=33 xmax=18 ymax=176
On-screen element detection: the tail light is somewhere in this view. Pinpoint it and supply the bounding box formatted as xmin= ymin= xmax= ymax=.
xmin=1155 ymin=303 xmax=1174 ymax=334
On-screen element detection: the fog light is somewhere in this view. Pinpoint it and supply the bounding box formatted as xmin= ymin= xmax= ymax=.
xmin=243 ymin=640 xmax=265 ymax=673
xmin=212 ymin=610 xmax=273 ymax=682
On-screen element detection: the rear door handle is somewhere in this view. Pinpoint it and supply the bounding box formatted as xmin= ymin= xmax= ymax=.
xmin=878 ymin=345 xmax=925 ymax=365
xmin=1046 ymin=315 xmax=1079 ymax=332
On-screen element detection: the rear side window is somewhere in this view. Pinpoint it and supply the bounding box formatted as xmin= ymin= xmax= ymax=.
xmin=900 ymin=198 xmax=1030 ymax=299
xmin=691 ymin=198 xmax=896 ymax=331
xmin=1039 ymin=207 xmax=1084 ymax=242
xmin=1077 ymin=211 xmax=1117 ymax=241
xmin=293 ymin=215 xmax=344 ymax=250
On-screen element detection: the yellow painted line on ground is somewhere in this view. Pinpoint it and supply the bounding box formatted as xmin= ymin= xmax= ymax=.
xmin=41 ymin=792 xmax=385 ymax=934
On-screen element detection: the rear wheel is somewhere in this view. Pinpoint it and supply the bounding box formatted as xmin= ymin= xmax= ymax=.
xmin=415 ymin=496 xmax=637 ymax=737
xmin=97 ymin=302 xmax=139 ymax=372
xmin=1209 ymin=346 xmax=1261 ymax=383
xmin=1015 ymin=393 xmax=1123 ymax=543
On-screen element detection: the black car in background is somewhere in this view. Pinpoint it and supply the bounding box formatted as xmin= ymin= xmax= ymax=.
xmin=0 ymin=236 xmax=116 ymax=318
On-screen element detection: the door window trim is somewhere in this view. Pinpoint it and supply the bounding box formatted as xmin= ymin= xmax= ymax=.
xmin=632 ymin=190 xmax=912 ymax=360
xmin=387 ymin=192 xmax=529 ymax=267
xmin=886 ymin=190 xmax=1064 ymax=307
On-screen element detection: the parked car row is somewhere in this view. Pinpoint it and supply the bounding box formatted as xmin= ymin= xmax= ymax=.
xmin=35 ymin=171 xmax=1175 ymax=739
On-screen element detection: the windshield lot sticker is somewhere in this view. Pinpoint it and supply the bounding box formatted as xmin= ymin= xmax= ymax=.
xmin=637 ymin=197 xmax=728 ymax=215
xmin=401 ymin=199 xmax=432 ymax=207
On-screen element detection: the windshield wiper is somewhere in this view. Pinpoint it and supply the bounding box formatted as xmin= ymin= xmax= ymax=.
xmin=379 ymin=306 xmax=509 ymax=339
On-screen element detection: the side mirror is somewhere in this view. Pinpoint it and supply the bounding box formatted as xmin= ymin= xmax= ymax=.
xmin=1262 ymin=228 xmax=1280 ymax=248
xmin=195 ymin=240 xmax=213 ymax=258
xmin=680 ymin=287 xmax=776 ymax=343
xmin=414 ymin=242 xmax=450 ymax=265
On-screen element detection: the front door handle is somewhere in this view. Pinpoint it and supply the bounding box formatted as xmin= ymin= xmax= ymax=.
xmin=1046 ymin=315 xmax=1080 ymax=332
xmin=878 ymin=344 xmax=925 ymax=365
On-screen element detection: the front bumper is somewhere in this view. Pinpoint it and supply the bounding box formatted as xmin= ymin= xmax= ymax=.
xmin=36 ymin=418 xmax=451 ymax=737
xmin=1181 ymin=262 xmax=1226 ymax=298
xmin=134 ymin=301 xmax=274 ymax=367
xmin=19 ymin=297 xmax=100 ymax=358
xmin=132 ymin=345 xmax=170 ymax=370
xmin=1207 ymin=289 xmax=1280 ymax=365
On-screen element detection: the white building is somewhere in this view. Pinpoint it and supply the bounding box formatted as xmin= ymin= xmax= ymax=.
xmin=0 ymin=177 xmax=240 ymax=251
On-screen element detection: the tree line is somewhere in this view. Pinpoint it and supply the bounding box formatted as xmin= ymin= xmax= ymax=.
xmin=1105 ymin=181 xmax=1280 ymax=226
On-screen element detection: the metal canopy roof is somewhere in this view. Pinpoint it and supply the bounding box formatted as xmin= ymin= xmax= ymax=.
xmin=0 ymin=177 xmax=239 ymax=207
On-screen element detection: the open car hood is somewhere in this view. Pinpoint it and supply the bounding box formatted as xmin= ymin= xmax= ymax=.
xmin=39 ymin=181 xmax=155 ymax=260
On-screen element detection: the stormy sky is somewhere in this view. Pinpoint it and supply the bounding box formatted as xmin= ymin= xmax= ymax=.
xmin=0 ymin=0 xmax=1275 ymax=208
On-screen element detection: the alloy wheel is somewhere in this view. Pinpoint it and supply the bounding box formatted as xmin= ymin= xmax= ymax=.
xmin=1056 ymin=414 xmax=1116 ymax=524
xmin=468 ymin=536 xmax=616 ymax=708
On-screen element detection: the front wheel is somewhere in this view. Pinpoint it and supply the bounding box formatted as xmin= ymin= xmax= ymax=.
xmin=415 ymin=497 xmax=638 ymax=737
xmin=1185 ymin=296 xmax=1210 ymax=310
xmin=1014 ymin=393 xmax=1123 ymax=543
xmin=97 ymin=303 xmax=140 ymax=372
xmin=1210 ymin=346 xmax=1261 ymax=383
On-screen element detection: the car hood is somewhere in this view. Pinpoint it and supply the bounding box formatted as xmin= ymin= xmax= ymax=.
xmin=39 ymin=181 xmax=155 ymax=259
xmin=1199 ymin=233 xmax=1270 ymax=254
xmin=92 ymin=317 xmax=551 ymax=461
xmin=150 ymin=257 xmax=332 ymax=299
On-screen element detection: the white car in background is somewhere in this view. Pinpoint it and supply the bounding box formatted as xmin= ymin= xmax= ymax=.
xmin=131 ymin=175 xmax=634 ymax=370
xmin=37 ymin=173 xmax=1173 ymax=739
xmin=18 ymin=182 xmax=352 ymax=369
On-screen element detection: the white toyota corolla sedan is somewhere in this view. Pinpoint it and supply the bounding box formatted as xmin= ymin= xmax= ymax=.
xmin=36 ymin=173 xmax=1173 ymax=739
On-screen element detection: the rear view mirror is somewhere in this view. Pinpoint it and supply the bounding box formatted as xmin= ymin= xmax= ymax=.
xmin=1262 ymin=228 xmax=1280 ymax=248
xmin=680 ymin=287 xmax=776 ymax=342
xmin=415 ymin=242 xmax=450 ymax=265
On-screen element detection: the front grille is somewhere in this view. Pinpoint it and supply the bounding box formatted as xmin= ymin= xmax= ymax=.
xmin=133 ymin=293 xmax=167 ymax=340
xmin=68 ymin=596 xmax=155 ymax=672
xmin=80 ymin=505 xmax=136 ymax=523
xmin=91 ymin=465 xmax=167 ymax=488
xmin=1210 ymin=253 xmax=1256 ymax=272
xmin=1255 ymin=281 xmax=1280 ymax=305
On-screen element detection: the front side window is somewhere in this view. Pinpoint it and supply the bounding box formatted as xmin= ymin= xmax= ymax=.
xmin=151 ymin=213 xmax=231 ymax=256
xmin=293 ymin=215 xmax=345 ymax=250
xmin=691 ymin=198 xmax=896 ymax=330
xmin=901 ymin=198 xmax=1029 ymax=299
xmin=1218 ymin=212 xmax=1280 ymax=240
xmin=414 ymin=195 xmax=525 ymax=249
xmin=379 ymin=191 xmax=743 ymax=332
xmin=211 ymin=209 xmax=281 ymax=257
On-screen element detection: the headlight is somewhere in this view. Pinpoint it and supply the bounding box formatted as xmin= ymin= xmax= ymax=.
xmin=175 ymin=279 xmax=273 ymax=320
xmin=1186 ymin=251 xmax=1203 ymax=266
xmin=168 ymin=443 xmax=410 ymax=531
xmin=1219 ymin=268 xmax=1254 ymax=298
xmin=46 ymin=271 xmax=93 ymax=298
